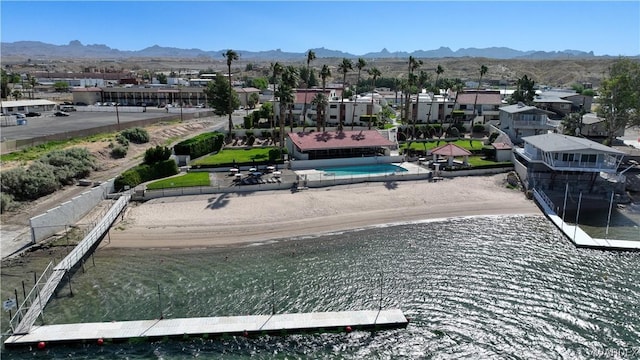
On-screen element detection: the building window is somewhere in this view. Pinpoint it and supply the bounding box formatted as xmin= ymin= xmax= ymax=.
xmin=562 ymin=153 xmax=575 ymax=162
xmin=581 ymin=154 xmax=597 ymax=163
xmin=329 ymin=115 xmax=337 ymax=119
xmin=330 ymin=104 xmax=337 ymax=109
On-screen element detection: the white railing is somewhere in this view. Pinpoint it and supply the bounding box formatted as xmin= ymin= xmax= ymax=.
xmin=8 ymin=261 xmax=55 ymax=333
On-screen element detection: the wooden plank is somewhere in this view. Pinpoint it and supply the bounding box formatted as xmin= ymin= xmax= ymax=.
xmin=4 ymin=309 xmax=408 ymax=347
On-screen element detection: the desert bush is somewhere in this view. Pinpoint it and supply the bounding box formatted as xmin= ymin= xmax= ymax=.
xmin=39 ymin=148 xmax=97 ymax=184
xmin=144 ymin=146 xmax=172 ymax=164
xmin=111 ymin=145 xmax=128 ymax=159
xmin=115 ymin=133 xmax=130 ymax=147
xmin=0 ymin=193 xmax=15 ymax=213
xmin=1 ymin=162 xmax=60 ymax=201
xmin=120 ymin=127 xmax=149 ymax=144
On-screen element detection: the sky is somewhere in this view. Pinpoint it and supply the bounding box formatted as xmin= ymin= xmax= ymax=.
xmin=1 ymin=1 xmax=639 ymax=56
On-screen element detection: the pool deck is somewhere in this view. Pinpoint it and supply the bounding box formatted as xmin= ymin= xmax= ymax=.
xmin=4 ymin=309 xmax=409 ymax=348
xmin=295 ymin=162 xmax=429 ymax=182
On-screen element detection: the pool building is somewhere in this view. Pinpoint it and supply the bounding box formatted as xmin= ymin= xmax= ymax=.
xmin=286 ymin=130 xmax=396 ymax=163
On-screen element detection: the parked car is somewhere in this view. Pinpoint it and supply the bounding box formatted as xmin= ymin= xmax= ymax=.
xmin=60 ymin=105 xmax=76 ymax=112
xmin=12 ymin=113 xmax=26 ymax=119
xmin=25 ymin=112 xmax=41 ymax=117
xmin=54 ymin=111 xmax=70 ymax=117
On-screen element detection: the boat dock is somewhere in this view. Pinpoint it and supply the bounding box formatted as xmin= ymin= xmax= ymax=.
xmin=4 ymin=309 xmax=409 ymax=348
xmin=533 ymin=189 xmax=640 ymax=250
xmin=8 ymin=194 xmax=131 ymax=335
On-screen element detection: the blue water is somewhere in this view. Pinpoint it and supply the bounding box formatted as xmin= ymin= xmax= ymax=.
xmin=320 ymin=164 xmax=408 ymax=176
xmin=1 ymin=215 xmax=639 ymax=359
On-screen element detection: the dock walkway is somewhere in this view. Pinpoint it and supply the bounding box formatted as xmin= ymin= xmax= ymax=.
xmin=4 ymin=309 xmax=408 ymax=347
xmin=9 ymin=194 xmax=131 ymax=335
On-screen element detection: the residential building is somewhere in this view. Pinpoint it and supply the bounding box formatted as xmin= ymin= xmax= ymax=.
xmin=454 ymin=90 xmax=503 ymax=123
xmin=1 ymin=99 xmax=57 ymax=115
xmin=533 ymin=89 xmax=593 ymax=118
xmin=513 ymin=133 xmax=626 ymax=212
xmin=499 ymin=103 xmax=559 ymax=144
xmin=580 ymin=113 xmax=624 ymax=138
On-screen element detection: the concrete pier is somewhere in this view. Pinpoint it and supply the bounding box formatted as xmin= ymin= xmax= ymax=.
xmin=4 ymin=309 xmax=409 ymax=348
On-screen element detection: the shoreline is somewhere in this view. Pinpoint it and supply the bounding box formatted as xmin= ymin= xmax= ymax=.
xmin=106 ymin=174 xmax=542 ymax=250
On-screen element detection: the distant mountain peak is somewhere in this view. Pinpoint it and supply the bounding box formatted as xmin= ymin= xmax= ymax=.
xmin=0 ymin=40 xmax=623 ymax=60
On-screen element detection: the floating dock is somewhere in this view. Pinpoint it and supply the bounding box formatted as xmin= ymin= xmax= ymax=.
xmin=4 ymin=309 xmax=409 ymax=348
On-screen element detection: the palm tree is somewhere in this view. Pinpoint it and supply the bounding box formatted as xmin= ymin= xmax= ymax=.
xmin=311 ymin=93 xmax=329 ymax=132
xmin=426 ymin=65 xmax=444 ymax=124
xmin=223 ymin=49 xmax=239 ymax=142
xmin=282 ymin=66 xmax=299 ymax=133
xmin=301 ymin=50 xmax=316 ymax=127
xmin=406 ymin=56 xmax=423 ymax=139
xmin=473 ymin=64 xmax=488 ymax=120
xmin=270 ymin=62 xmax=284 ymax=128
xmin=350 ymin=58 xmax=367 ymax=129
xmin=448 ymin=80 xmax=464 ymax=130
xmin=337 ymin=58 xmax=353 ymax=130
xmin=367 ymin=67 xmax=381 ymax=130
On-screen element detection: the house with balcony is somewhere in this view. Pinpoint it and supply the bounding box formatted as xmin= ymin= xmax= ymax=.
xmin=499 ymin=103 xmax=558 ymax=144
xmin=454 ymin=90 xmax=503 ymax=123
xmin=533 ymin=89 xmax=593 ymax=118
xmin=513 ymin=133 xmax=626 ymax=212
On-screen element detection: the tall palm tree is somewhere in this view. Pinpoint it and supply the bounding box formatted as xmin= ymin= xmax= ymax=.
xmin=311 ymin=92 xmax=328 ymax=132
xmin=350 ymin=58 xmax=367 ymax=129
xmin=368 ymin=67 xmax=381 ymax=130
xmin=449 ymin=80 xmax=464 ymax=129
xmin=302 ymin=50 xmax=316 ymax=127
xmin=223 ymin=49 xmax=239 ymax=142
xmin=473 ymin=64 xmax=488 ymax=120
xmin=406 ymin=56 xmax=423 ymax=139
xmin=282 ymin=66 xmax=299 ymax=133
xmin=270 ymin=62 xmax=284 ymax=128
xmin=426 ymin=65 xmax=444 ymax=124
xmin=337 ymin=58 xmax=353 ymax=130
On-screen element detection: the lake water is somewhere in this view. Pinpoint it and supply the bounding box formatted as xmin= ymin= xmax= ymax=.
xmin=1 ymin=215 xmax=639 ymax=359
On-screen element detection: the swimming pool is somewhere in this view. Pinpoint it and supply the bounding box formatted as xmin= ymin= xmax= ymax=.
xmin=319 ymin=163 xmax=408 ymax=176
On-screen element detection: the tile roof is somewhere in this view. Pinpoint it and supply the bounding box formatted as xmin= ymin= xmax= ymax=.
xmin=456 ymin=91 xmax=502 ymax=105
xmin=294 ymin=89 xmax=332 ymax=104
xmin=288 ymin=130 xmax=395 ymax=151
xmin=430 ymin=143 xmax=472 ymax=157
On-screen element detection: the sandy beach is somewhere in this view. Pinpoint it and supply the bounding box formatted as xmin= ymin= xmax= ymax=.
xmin=107 ymin=174 xmax=541 ymax=249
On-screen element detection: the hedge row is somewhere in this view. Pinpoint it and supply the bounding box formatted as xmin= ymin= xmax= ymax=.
xmin=114 ymin=159 xmax=179 ymax=192
xmin=173 ymin=132 xmax=225 ymax=159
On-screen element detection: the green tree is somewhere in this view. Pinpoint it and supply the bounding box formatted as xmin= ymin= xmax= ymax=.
xmin=156 ymin=73 xmax=168 ymax=84
xmin=349 ymin=58 xmax=367 ymax=129
xmin=472 ymin=64 xmax=488 ymax=119
xmin=282 ymin=66 xmax=299 ymax=133
xmin=407 ymin=56 xmax=423 ymax=138
xmin=561 ymin=112 xmax=583 ymax=136
xmin=248 ymin=92 xmax=260 ymax=109
xmin=248 ymin=77 xmax=268 ymax=90
xmin=597 ymin=58 xmax=640 ymax=144
xmin=337 ymin=58 xmax=353 ymax=130
xmin=1 ymin=69 xmax=10 ymax=99
xmin=270 ymin=62 xmax=284 ymax=128
xmin=224 ymin=49 xmax=240 ymax=142
xmin=302 ymin=50 xmax=316 ymax=125
xmin=511 ymin=74 xmax=536 ymax=105
xmin=368 ymin=67 xmax=382 ymax=130
xmin=204 ymin=74 xmax=240 ymax=118
xmin=11 ymin=89 xmax=22 ymax=100
xmin=312 ymin=92 xmax=329 ymax=132
xmin=426 ymin=65 xmax=444 ymax=123
xmin=53 ymin=81 xmax=69 ymax=92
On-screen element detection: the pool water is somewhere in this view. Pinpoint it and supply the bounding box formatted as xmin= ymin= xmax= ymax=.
xmin=319 ymin=163 xmax=408 ymax=176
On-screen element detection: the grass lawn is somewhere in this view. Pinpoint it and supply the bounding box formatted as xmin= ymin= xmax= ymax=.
xmin=466 ymin=156 xmax=512 ymax=167
xmin=146 ymin=172 xmax=210 ymax=190
xmin=191 ymin=147 xmax=275 ymax=166
xmin=401 ymin=139 xmax=486 ymax=152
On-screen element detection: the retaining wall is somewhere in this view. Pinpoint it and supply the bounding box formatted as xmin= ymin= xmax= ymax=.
xmin=29 ymin=179 xmax=115 ymax=243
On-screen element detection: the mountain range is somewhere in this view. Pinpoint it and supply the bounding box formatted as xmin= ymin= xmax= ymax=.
xmin=1 ymin=40 xmax=622 ymax=61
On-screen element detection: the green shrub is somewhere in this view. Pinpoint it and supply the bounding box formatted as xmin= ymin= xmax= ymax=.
xmin=111 ymin=145 xmax=128 ymax=159
xmin=144 ymin=146 xmax=172 ymax=164
xmin=39 ymin=148 xmax=97 ymax=184
xmin=114 ymin=159 xmax=179 ymax=191
xmin=120 ymin=127 xmax=149 ymax=144
xmin=0 ymin=192 xmax=15 ymax=213
xmin=173 ymin=132 xmax=224 ymax=158
xmin=268 ymin=148 xmax=282 ymax=161
xmin=116 ymin=134 xmax=130 ymax=147
xmin=246 ymin=135 xmax=256 ymax=146
xmin=243 ymin=116 xmax=253 ymax=129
